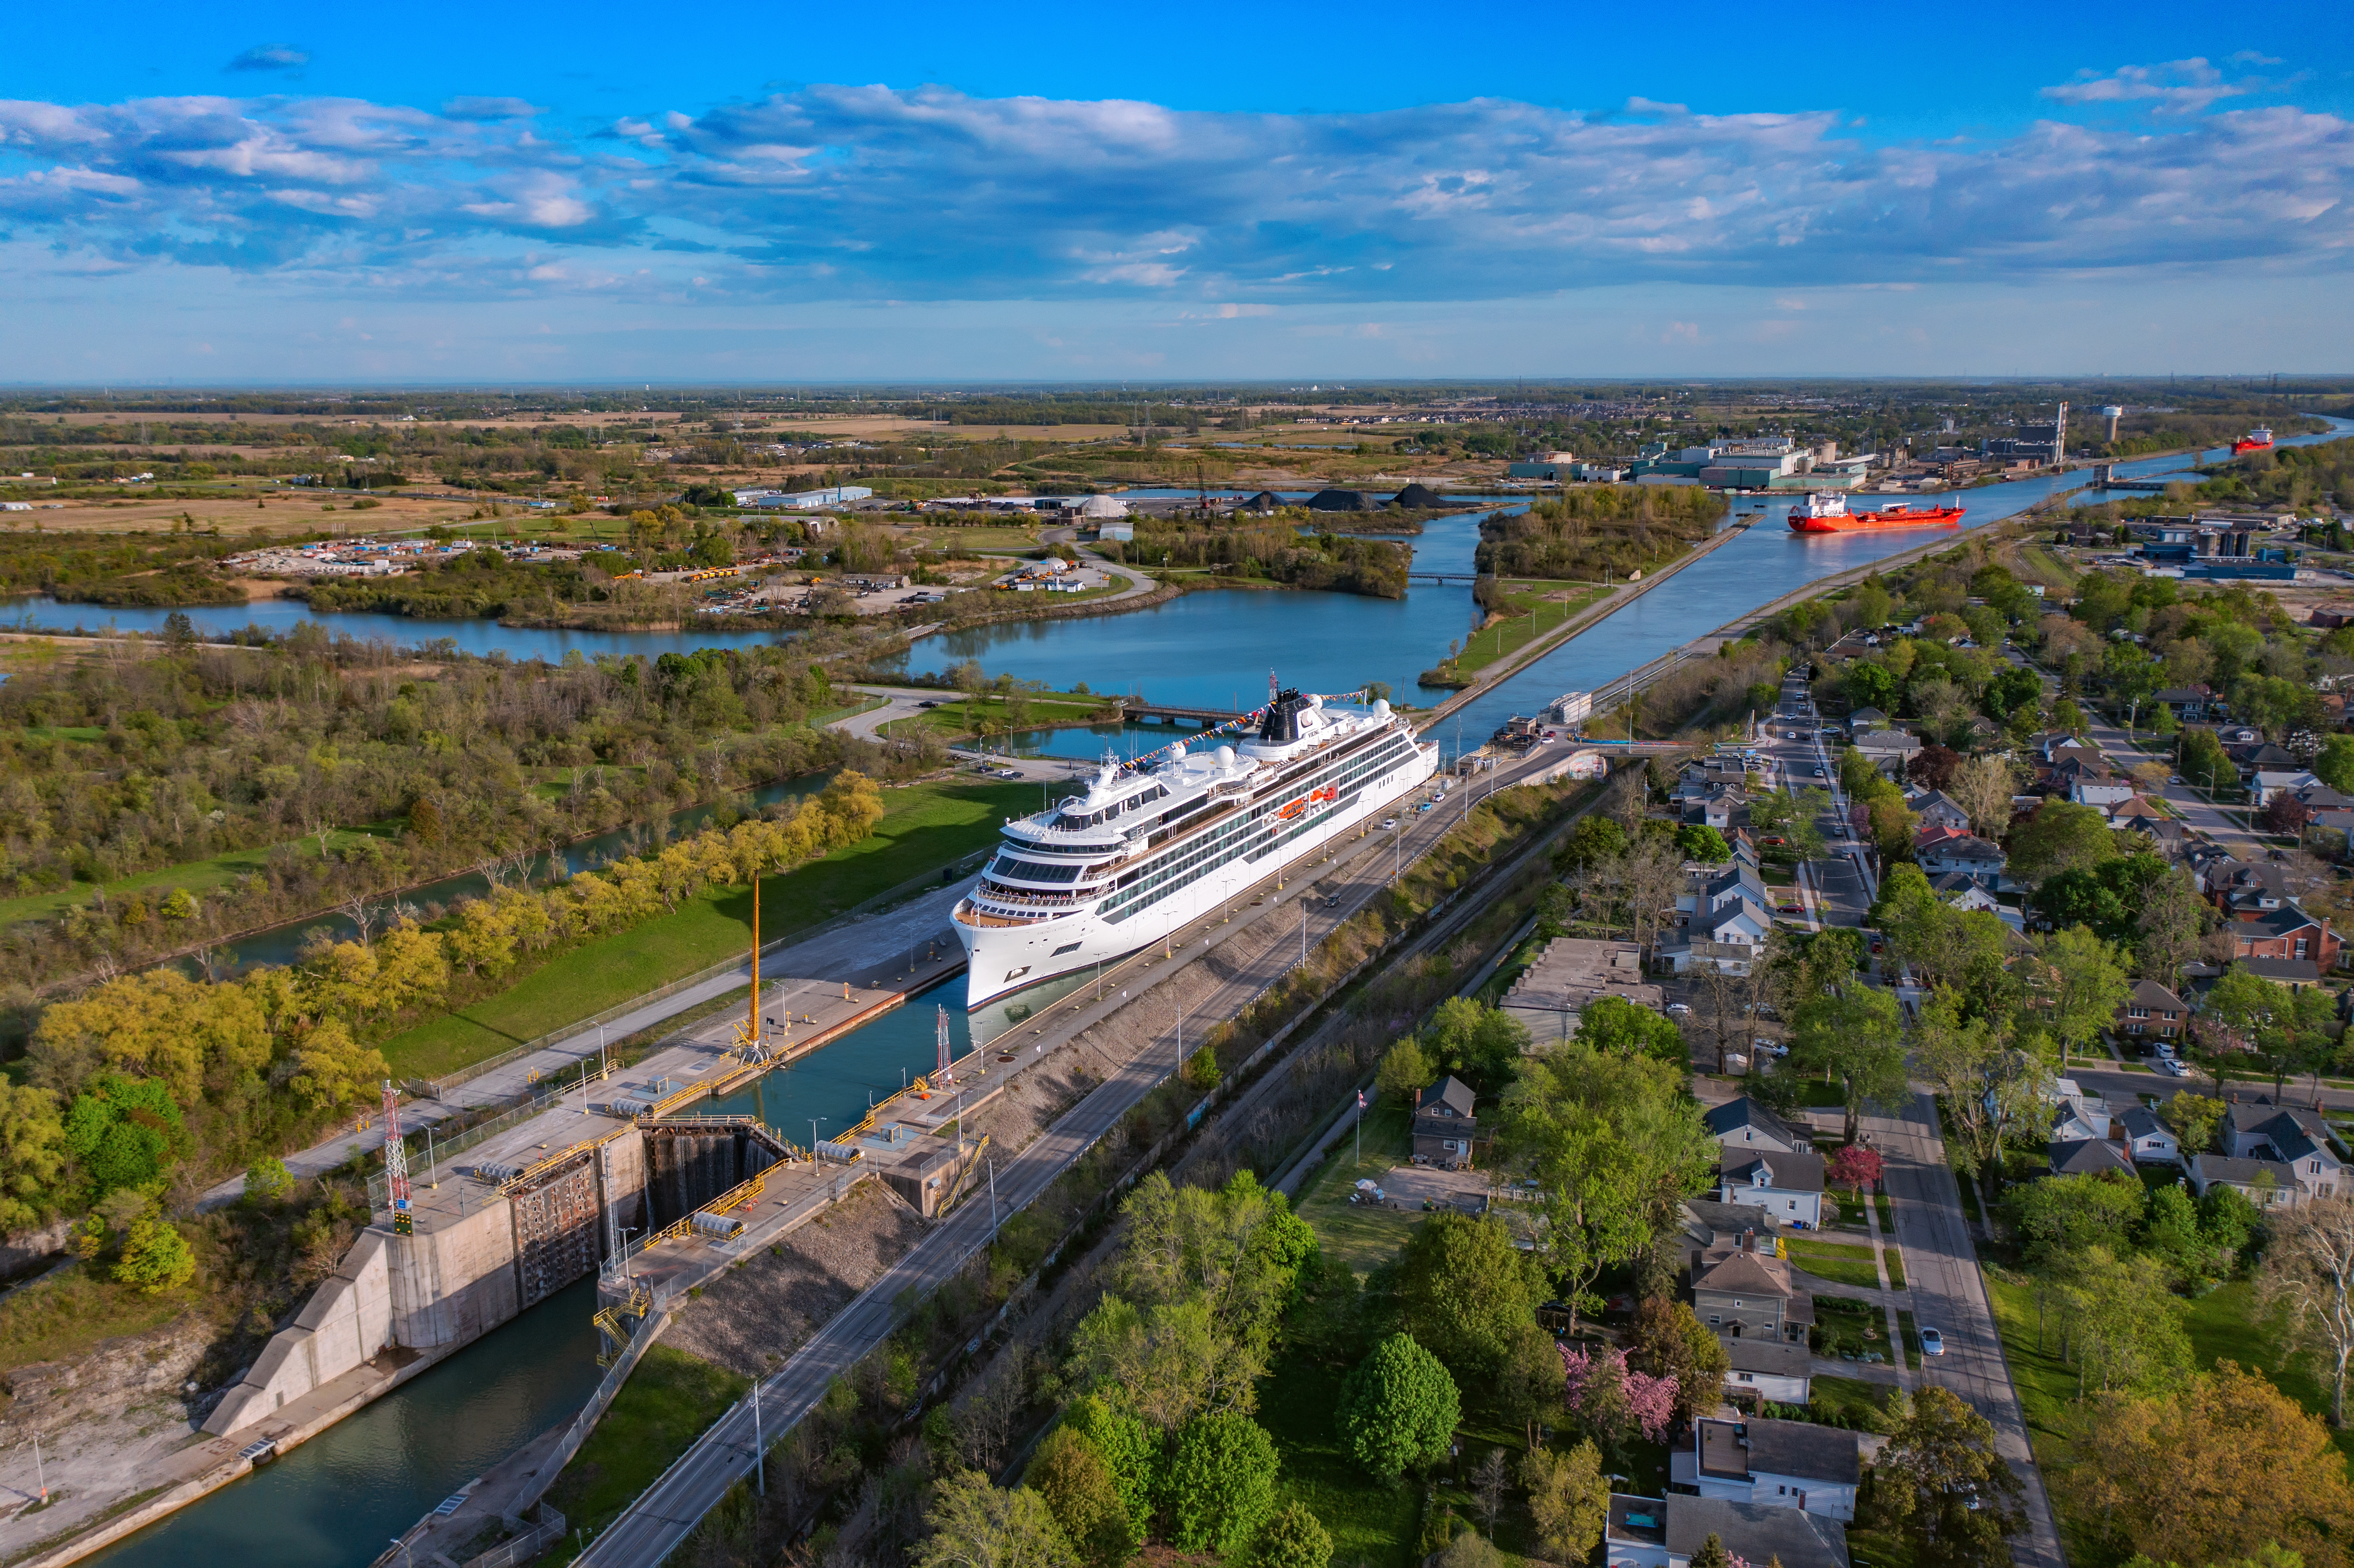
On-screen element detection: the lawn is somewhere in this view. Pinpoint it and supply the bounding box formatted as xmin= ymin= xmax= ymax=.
xmin=1829 ymin=1190 xmax=1868 ymax=1231
xmin=1292 ymin=1103 xmax=1418 ymax=1276
xmin=1254 ymin=1347 xmax=1423 ymax=1568
xmin=1785 ymin=1238 xmax=1883 ymax=1291
xmin=545 ymin=1345 xmax=748 ymax=1541
xmin=879 ymin=689 xmax=1124 ymax=745
xmin=378 ymin=779 xmax=1032 ymax=1079
xmin=1896 ymin=1310 xmax=1922 ymax=1370
xmin=1872 ymin=1192 xmax=1894 ymax=1234
xmin=1811 ymin=1297 xmax=1894 ymax=1365
xmin=1884 ymin=1248 xmax=1906 ymax=1291
xmin=1444 ymin=582 xmax=1615 ymax=677
xmin=1806 ymin=1374 xmax=1900 ymax=1432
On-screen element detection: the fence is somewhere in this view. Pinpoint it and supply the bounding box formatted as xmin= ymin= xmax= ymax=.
xmin=459 ymin=1507 xmax=567 ymax=1568
xmin=520 ymin=1300 xmax=671 ymax=1514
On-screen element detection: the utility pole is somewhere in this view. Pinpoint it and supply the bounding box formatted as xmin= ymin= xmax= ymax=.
xmin=753 ymin=1379 xmax=765 ymax=1495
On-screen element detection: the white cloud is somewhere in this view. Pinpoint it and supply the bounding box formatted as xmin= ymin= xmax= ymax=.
xmin=2042 ymin=58 xmax=2268 ymax=115
xmin=0 ymin=83 xmax=2345 ymax=308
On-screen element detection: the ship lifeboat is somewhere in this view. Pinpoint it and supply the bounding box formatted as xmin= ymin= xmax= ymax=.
xmin=1275 ymin=786 xmax=1339 ymax=821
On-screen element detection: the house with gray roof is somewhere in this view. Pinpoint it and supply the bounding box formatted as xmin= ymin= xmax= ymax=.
xmin=1719 ymin=1148 xmax=1825 ymax=1229
xmin=1607 ymin=1493 xmax=1850 ymax=1568
xmin=1851 ymin=728 xmax=1922 ymax=777
xmin=1723 ymin=1337 xmax=1813 ymax=1406
xmin=2120 ymin=1104 xmax=2183 ymax=1165
xmin=1683 ymin=1415 xmax=1863 ymax=1519
xmin=1412 ymin=1076 xmax=1477 ymax=1170
xmin=2048 ymin=1138 xmax=2135 ymax=1179
xmin=1705 ymin=1095 xmax=1806 ymax=1154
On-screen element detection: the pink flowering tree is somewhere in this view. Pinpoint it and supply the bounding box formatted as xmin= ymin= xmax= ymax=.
xmin=1828 ymin=1143 xmax=1884 ymax=1193
xmin=1561 ymin=1341 xmax=1678 ymax=1444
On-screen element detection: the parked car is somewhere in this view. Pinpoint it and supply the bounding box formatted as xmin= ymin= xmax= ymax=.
xmin=2169 ymin=775 xmax=2183 ymax=785
xmin=1776 ymin=901 xmax=1803 ymax=915
xmin=995 ymin=768 xmax=1023 ymax=779
xmin=1666 ymin=1002 xmax=1692 ymax=1015
xmin=1813 ymin=767 xmax=1827 ymax=777
xmin=1920 ymin=1328 xmax=1945 ymax=1356
xmin=1379 ymin=817 xmax=1398 ymax=830
xmin=918 ymin=699 xmax=940 ymax=708
xmin=1753 ymin=1039 xmax=1788 ymax=1057
xmin=2161 ymin=1058 xmax=2192 ymax=1076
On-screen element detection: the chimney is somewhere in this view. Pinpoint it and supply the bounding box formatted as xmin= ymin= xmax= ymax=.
xmin=1741 ymin=1229 xmax=1755 ymax=1254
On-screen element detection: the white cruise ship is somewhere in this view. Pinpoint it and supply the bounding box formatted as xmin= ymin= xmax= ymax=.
xmin=953 ymin=689 xmax=1438 ymax=1007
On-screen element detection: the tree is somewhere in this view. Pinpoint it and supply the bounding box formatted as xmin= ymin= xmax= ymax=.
xmin=1470 ymin=1448 xmax=1509 ymax=1537
xmin=1392 ymin=1213 xmax=1546 ymax=1379
xmin=1029 ymin=1428 xmax=1141 ymax=1568
xmin=1059 ymin=1397 xmax=1155 ymax=1540
xmin=1946 ymin=754 xmax=2020 ymax=837
xmin=1520 ymin=1442 xmax=1609 ymax=1565
xmin=1249 ymin=1504 xmax=1331 ymax=1568
xmin=1910 ymin=985 xmax=2034 ymax=1181
xmin=0 ymin=1083 xmax=66 ymax=1235
xmin=63 ymin=1073 xmax=187 ymax=1195
xmin=243 ymin=1156 xmax=294 ymax=1205
xmin=2257 ymin=1196 xmax=2354 ymax=1426
xmin=1376 ymin=1038 xmax=1434 ymax=1106
xmin=2159 ymin=1091 xmax=2224 ymax=1155
xmin=2027 ymin=926 xmax=2133 ymax=1067
xmin=1572 ymin=995 xmax=1685 ymax=1064
xmin=114 ymin=1217 xmax=195 ymax=1295
xmin=2007 ymin=800 xmax=2119 ymax=888
xmin=1420 ymin=1000 xmax=1531 ymax=1093
xmin=1688 ymin=1533 xmax=1734 ymax=1568
xmin=1160 ymin=1412 xmax=1278 ymax=1553
xmin=1791 ymin=983 xmax=1909 ymax=1144
xmin=2047 ymin=1246 xmax=2192 ymax=1397
xmin=917 ymin=1471 xmax=1082 ymax=1568
xmin=2060 ymin=1363 xmax=2354 ymax=1568
xmin=287 ymin=1017 xmax=392 ymax=1114
xmin=1562 ymin=1340 xmax=1676 ymax=1442
xmin=2008 ymin=1173 xmax=2145 ymax=1266
xmin=2317 ymin=734 xmax=2354 ymax=795
xmin=2136 ymin=868 xmax=2205 ymax=983
xmin=1828 ymin=1144 xmax=1884 ymax=1192
xmin=1870 ymin=1385 xmax=2026 ymax=1568
xmin=1673 ymin=824 xmax=1731 ymax=862
xmin=1336 ymin=1333 xmax=1460 ymax=1480
xmin=1625 ymin=1296 xmax=1729 ymax=1425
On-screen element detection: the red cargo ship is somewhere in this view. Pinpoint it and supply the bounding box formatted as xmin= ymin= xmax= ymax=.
xmin=1787 ymin=492 xmax=1965 ymax=533
xmin=2232 ymin=427 xmax=2274 ymax=454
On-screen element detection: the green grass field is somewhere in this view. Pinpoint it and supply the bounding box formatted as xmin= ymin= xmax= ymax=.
xmin=1292 ymin=1103 xmax=1417 ymax=1276
xmin=378 ymin=778 xmax=1031 ymax=1079
xmin=879 ymin=689 xmax=1123 ymax=745
xmin=1254 ymin=1349 xmax=1423 ymax=1568
xmin=1785 ymin=1238 xmax=1883 ymax=1291
xmin=545 ymin=1345 xmax=747 ymax=1540
xmin=1448 ymin=582 xmax=1614 ymax=676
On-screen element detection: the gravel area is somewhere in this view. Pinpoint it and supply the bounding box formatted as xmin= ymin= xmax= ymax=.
xmin=663 ymin=1184 xmax=933 ymax=1381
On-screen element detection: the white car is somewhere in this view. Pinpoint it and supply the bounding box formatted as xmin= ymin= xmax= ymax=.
xmin=1920 ymin=1328 xmax=1945 ymax=1356
xmin=2161 ymin=1058 xmax=2192 ymax=1077
xmin=1666 ymin=1002 xmax=1692 ymax=1015
xmin=1379 ymin=817 xmax=1398 ymax=830
xmin=994 ymin=767 xmax=1023 ymax=779
xmin=1752 ymin=1038 xmax=1788 ymax=1057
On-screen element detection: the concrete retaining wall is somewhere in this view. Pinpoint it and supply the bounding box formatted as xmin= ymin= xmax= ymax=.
xmin=203 ymin=1229 xmax=394 ymax=1434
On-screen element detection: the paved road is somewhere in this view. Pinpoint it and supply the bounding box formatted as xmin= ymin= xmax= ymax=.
xmin=1874 ymin=1093 xmax=2065 ymax=1568
xmin=575 ymin=737 xmax=1588 ymax=1563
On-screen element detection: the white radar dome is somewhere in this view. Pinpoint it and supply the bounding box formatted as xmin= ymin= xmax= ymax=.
xmin=1215 ymin=745 xmax=1236 ymax=768
xmin=1372 ymin=699 xmax=1391 ymax=719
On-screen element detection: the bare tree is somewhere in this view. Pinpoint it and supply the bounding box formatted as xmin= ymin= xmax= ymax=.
xmin=338 ymin=892 xmax=381 ymax=945
xmin=1472 ymin=1447 xmax=1510 ymax=1536
xmin=953 ymin=1344 xmax=1033 ymax=1477
xmin=1945 ymin=754 xmax=2021 ymax=837
xmin=1622 ymin=837 xmax=1686 ymax=957
xmin=2259 ymin=1196 xmax=2354 ymax=1427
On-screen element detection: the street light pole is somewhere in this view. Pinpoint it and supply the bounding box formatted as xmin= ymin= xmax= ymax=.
xmin=810 ymin=1118 xmax=826 ymax=1159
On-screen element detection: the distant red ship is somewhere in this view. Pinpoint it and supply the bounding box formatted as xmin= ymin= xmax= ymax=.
xmin=2233 ymin=427 xmax=2275 ymax=454
xmin=1787 ymin=492 xmax=1965 ymax=534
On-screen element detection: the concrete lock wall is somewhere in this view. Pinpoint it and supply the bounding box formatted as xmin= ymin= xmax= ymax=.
xmin=203 ymin=1229 xmax=394 ymax=1434
xmin=386 ymin=1200 xmax=524 ymax=1352
xmin=511 ymin=1156 xmax=603 ymax=1310
xmin=643 ymin=1127 xmax=774 ymax=1228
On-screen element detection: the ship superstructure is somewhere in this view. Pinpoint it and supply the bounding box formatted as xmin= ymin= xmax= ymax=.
xmin=953 ymin=689 xmax=1437 ymax=1007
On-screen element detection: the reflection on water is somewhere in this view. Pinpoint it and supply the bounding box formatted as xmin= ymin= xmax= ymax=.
xmin=87 ymin=1277 xmax=603 ymax=1568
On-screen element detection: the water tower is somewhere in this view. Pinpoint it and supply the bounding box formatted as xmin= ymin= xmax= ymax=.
xmin=2101 ymin=405 xmax=2124 ymax=442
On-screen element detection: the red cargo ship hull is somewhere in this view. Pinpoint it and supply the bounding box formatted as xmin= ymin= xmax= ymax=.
xmin=1789 ymin=504 xmax=1965 ymax=534
xmin=2233 ymin=438 xmax=2274 ymax=454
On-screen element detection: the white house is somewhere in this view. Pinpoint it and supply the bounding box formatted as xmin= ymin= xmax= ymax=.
xmin=1681 ymin=1416 xmax=1862 ymax=1521
xmin=2119 ymin=1104 xmax=2183 ymax=1166
xmin=1606 ymin=1494 xmax=1850 ymax=1568
xmin=1723 ymin=1338 xmax=1812 ymax=1406
xmin=1718 ymin=1149 xmax=1825 ymax=1229
xmin=1704 ymin=1097 xmax=1806 ymax=1154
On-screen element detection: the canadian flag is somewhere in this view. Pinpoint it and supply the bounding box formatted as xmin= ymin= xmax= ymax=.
xmin=1357 ymin=1090 xmax=1366 ymax=1110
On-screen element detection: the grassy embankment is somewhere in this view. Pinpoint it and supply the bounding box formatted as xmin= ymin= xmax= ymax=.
xmin=378 ymin=778 xmax=1032 ymax=1080
xmin=1454 ymin=582 xmax=1615 ymax=675
xmin=543 ymin=1346 xmax=750 ymax=1546
xmin=879 ymin=688 xmax=1126 ymax=745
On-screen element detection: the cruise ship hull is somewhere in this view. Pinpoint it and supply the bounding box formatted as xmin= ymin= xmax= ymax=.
xmin=953 ymin=730 xmax=1437 ymax=1009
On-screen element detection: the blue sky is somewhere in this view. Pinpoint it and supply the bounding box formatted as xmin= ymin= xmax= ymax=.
xmin=3 ymin=0 xmax=2350 ymax=381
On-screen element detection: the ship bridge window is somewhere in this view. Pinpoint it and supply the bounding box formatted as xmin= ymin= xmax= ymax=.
xmin=990 ymin=854 xmax=1090 ymax=884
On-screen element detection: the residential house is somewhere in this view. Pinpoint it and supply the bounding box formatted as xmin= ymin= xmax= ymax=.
xmin=1909 ymin=789 xmax=1972 ymax=834
xmin=1668 ymin=865 xmax=1775 ymax=975
xmin=2048 ymin=1137 xmax=2136 ymax=1179
xmin=1719 ymin=1148 xmax=1827 ymax=1228
xmin=1914 ymin=825 xmax=2007 ymax=885
xmin=2191 ymin=1153 xmax=2316 ymax=1210
xmin=2053 ymin=754 xmax=2136 ymax=809
xmin=2119 ymin=1104 xmax=2183 ymax=1165
xmin=1412 ymin=1076 xmax=1478 ymax=1170
xmin=1930 ymin=871 xmax=2004 ymax=915
xmin=1651 ymin=1496 xmax=1850 ymax=1568
xmin=2228 ymin=905 xmax=2339 ymax=979
xmin=1691 ymin=1238 xmax=1813 ymax=1347
xmin=1692 ymin=782 xmax=1747 ymax=832
xmin=1723 ymin=1338 xmax=1813 ymax=1407
xmin=2223 ymin=1101 xmax=2341 ymax=1185
xmin=2225 ymin=740 xmax=2300 ymax=781
xmin=1851 ymin=727 xmax=1922 ymax=777
xmin=2049 ymin=1089 xmax=2110 ymax=1143
xmin=1704 ymin=1097 xmax=1808 ymax=1154
xmin=2115 ymin=978 xmax=2189 ymax=1042
xmin=1846 ymin=706 xmax=1889 ymax=730
xmin=2251 ymin=769 xmax=2321 ymax=809
xmin=2153 ymin=686 xmax=2214 ymax=722
xmin=1682 ymin=1416 xmax=1862 ymax=1521
xmin=2202 ymin=857 xmax=2289 ymax=915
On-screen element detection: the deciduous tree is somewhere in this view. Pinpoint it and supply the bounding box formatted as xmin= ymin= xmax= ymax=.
xmin=1869 ymin=1385 xmax=2026 ymax=1568
xmin=1336 ymin=1333 xmax=1459 ymax=1480
xmin=1520 ymin=1442 xmax=1609 ymax=1565
xmin=1159 ymin=1411 xmax=1278 ymax=1553
xmin=1792 ymin=983 xmax=1909 ymax=1144
xmin=1248 ymin=1504 xmax=1331 ymax=1568
xmin=1625 ymin=1297 xmax=1729 ymax=1426
xmin=916 ymin=1471 xmax=1081 ymax=1568
xmin=2257 ymin=1196 xmax=2354 ymax=1427
xmin=1392 ymin=1213 xmax=1546 ymax=1379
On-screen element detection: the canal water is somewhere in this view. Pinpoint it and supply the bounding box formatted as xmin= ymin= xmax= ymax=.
xmin=59 ymin=417 xmax=2354 ymax=1565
